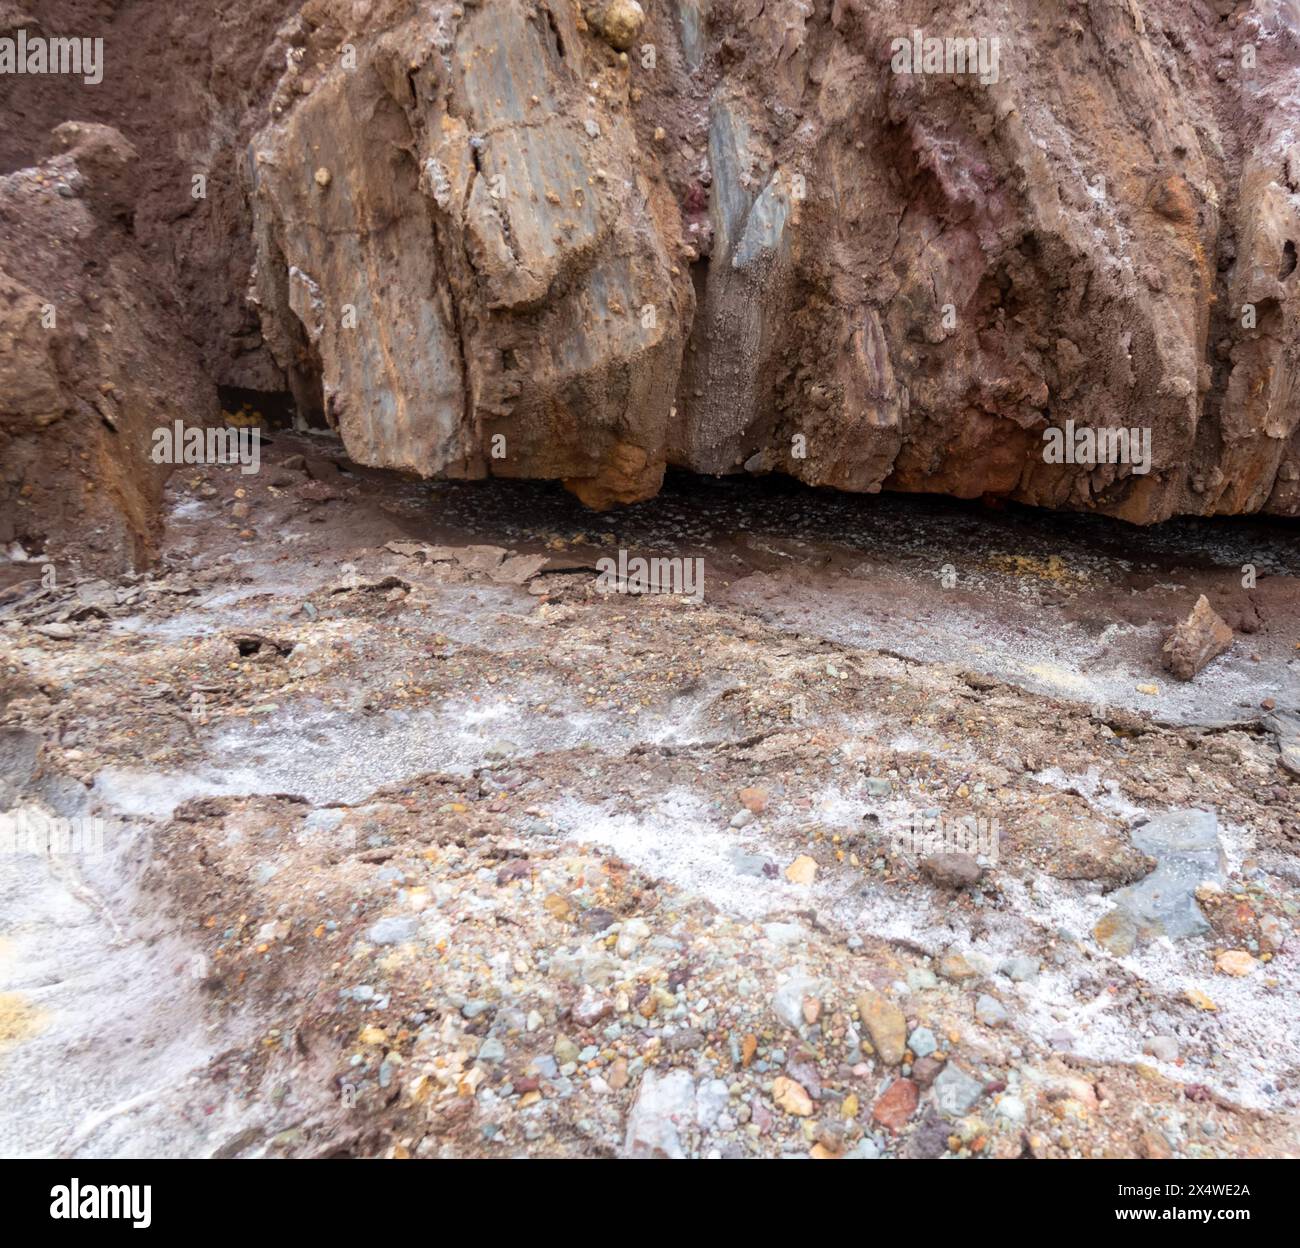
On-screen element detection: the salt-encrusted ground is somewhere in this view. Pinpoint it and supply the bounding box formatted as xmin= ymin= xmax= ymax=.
xmin=1 ymin=434 xmax=1297 ymax=1158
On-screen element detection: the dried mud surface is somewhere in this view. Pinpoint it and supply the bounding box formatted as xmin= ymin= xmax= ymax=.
xmin=1 ymin=435 xmax=1297 ymax=1159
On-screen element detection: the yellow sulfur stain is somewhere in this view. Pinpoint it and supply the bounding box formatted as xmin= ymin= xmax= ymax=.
xmin=222 ymin=406 xmax=264 ymax=428
xmin=986 ymin=553 xmax=1083 ymax=584
xmin=0 ymin=992 xmax=48 ymax=1050
xmin=1023 ymin=663 xmax=1092 ymax=694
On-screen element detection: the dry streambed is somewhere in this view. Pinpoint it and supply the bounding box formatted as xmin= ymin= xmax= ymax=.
xmin=0 ymin=439 xmax=1297 ymax=1158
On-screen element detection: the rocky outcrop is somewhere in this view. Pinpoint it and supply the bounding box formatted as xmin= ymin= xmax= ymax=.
xmin=1 ymin=0 xmax=1299 ymax=542
xmin=240 ymin=0 xmax=1300 ymax=520
xmin=248 ymin=0 xmax=692 ymax=505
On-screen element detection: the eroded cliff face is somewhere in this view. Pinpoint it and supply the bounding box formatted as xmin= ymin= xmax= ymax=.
xmin=242 ymin=0 xmax=1300 ymax=520
xmin=247 ymin=0 xmax=694 ymax=506
xmin=1 ymin=0 xmax=1299 ymax=565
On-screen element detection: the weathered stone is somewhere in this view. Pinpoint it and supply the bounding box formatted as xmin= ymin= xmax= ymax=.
xmin=872 ymin=1077 xmax=919 ymax=1130
xmin=901 ymin=1108 xmax=952 ymax=1158
xmin=843 ymin=1137 xmax=882 ymax=1159
xmin=1161 ymin=596 xmax=1234 ymax=680
xmin=1215 ymin=949 xmax=1256 ymax=977
xmin=1144 ymin=1036 xmax=1180 ymax=1063
xmin=738 ymin=786 xmax=769 ymax=813
xmin=365 ymin=915 xmax=419 ymax=945
xmin=856 ymin=990 xmax=907 ymax=1066
xmin=784 ymin=854 xmax=817 ymax=885
xmin=772 ymin=1075 xmax=814 ymax=1117
xmin=772 ymin=973 xmax=824 ymax=1031
xmin=1263 ymin=707 xmax=1300 ymax=778
xmin=571 ymin=985 xmax=614 ymax=1028
xmin=911 ymin=1056 xmax=945 ymax=1088
xmin=937 ymin=953 xmax=981 ymax=983
xmin=999 ymin=956 xmax=1041 ymax=983
xmin=0 ymin=124 xmax=217 ymax=574
xmin=586 ymin=1 xmax=645 ymax=52
xmin=623 ymin=1068 xmax=695 ymax=1158
xmin=933 ymin=1063 xmax=985 ymax=1118
xmin=492 ymin=554 xmax=549 ymax=585
xmin=249 ymin=0 xmax=689 ymax=509
xmin=920 ymin=852 xmax=984 ymax=889
xmin=1095 ymin=809 xmax=1225 ymax=951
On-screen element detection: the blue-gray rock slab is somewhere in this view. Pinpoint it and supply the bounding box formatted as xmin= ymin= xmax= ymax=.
xmin=933 ymin=1063 xmax=985 ymax=1118
xmin=1102 ymin=809 xmax=1225 ymax=946
xmin=366 ymin=915 xmax=421 ymax=946
xmin=1263 ymin=706 xmax=1300 ymax=776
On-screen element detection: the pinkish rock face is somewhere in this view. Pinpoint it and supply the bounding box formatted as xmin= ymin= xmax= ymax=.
xmin=4 ymin=0 xmax=1297 ymax=564
xmin=242 ymin=0 xmax=1300 ymax=521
